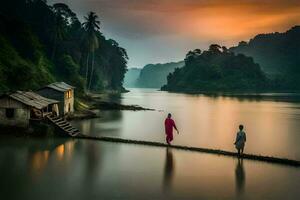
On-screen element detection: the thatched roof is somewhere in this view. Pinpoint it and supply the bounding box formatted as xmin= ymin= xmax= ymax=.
xmin=40 ymin=82 xmax=75 ymax=92
xmin=8 ymin=91 xmax=59 ymax=110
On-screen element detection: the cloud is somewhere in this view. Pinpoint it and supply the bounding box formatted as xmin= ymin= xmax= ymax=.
xmin=62 ymin=0 xmax=300 ymax=38
xmin=49 ymin=0 xmax=300 ymax=66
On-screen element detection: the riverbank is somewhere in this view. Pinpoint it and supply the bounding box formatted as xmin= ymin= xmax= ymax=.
xmin=69 ymin=91 xmax=154 ymax=120
xmin=160 ymin=89 xmax=300 ymax=102
xmin=161 ymin=87 xmax=300 ymax=94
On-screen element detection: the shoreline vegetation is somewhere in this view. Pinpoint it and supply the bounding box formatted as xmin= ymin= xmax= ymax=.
xmin=87 ymin=93 xmax=154 ymax=111
xmin=161 ymin=45 xmax=270 ymax=93
xmin=161 ymin=84 xmax=300 ymax=95
xmin=67 ymin=92 xmax=154 ymax=120
xmin=160 ymin=89 xmax=300 ymax=102
xmin=161 ymin=87 xmax=300 ymax=94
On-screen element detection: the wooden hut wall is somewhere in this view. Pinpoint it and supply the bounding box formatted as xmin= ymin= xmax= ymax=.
xmin=0 ymin=97 xmax=30 ymax=127
xmin=37 ymin=88 xmax=65 ymax=116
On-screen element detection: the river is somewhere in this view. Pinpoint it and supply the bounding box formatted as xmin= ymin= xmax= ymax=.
xmin=75 ymin=88 xmax=300 ymax=160
xmin=1 ymin=88 xmax=300 ymax=199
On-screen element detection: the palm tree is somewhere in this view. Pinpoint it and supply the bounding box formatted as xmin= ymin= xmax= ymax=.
xmin=82 ymin=12 xmax=100 ymax=93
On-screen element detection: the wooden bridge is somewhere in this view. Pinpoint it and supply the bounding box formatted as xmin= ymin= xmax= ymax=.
xmin=47 ymin=115 xmax=80 ymax=137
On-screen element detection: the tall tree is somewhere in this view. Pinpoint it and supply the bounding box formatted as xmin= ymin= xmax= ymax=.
xmin=0 ymin=0 xmax=129 ymax=94
xmin=82 ymin=12 xmax=100 ymax=92
xmin=209 ymin=44 xmax=222 ymax=54
xmin=51 ymin=7 xmax=67 ymax=60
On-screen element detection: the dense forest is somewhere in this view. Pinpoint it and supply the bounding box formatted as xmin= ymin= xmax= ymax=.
xmin=0 ymin=0 xmax=128 ymax=95
xmin=161 ymin=45 xmax=268 ymax=92
xmin=134 ymin=61 xmax=184 ymax=88
xmin=230 ymin=26 xmax=300 ymax=90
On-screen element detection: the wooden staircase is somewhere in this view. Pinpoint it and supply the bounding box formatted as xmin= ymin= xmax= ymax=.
xmin=47 ymin=115 xmax=81 ymax=137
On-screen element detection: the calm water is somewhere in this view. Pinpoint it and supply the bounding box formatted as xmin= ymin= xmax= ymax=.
xmin=1 ymin=88 xmax=300 ymax=200
xmin=0 ymin=136 xmax=300 ymax=200
xmin=74 ymin=88 xmax=300 ymax=160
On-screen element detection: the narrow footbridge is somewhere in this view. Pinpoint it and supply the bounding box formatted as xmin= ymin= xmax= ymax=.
xmin=74 ymin=134 xmax=300 ymax=167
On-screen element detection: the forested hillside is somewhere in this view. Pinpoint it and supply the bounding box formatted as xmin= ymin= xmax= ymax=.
xmin=136 ymin=61 xmax=184 ymax=88
xmin=162 ymin=45 xmax=268 ymax=92
xmin=230 ymin=26 xmax=300 ymax=90
xmin=0 ymin=0 xmax=128 ymax=95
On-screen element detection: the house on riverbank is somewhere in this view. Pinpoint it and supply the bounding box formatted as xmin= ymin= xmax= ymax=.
xmin=37 ymin=82 xmax=75 ymax=116
xmin=0 ymin=91 xmax=59 ymax=128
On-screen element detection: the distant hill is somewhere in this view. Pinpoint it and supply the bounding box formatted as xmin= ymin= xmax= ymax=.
xmin=230 ymin=26 xmax=300 ymax=89
xmin=230 ymin=26 xmax=300 ymax=74
xmin=136 ymin=61 xmax=184 ymax=88
xmin=123 ymin=68 xmax=141 ymax=88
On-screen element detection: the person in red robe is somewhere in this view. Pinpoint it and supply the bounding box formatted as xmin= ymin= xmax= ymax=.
xmin=164 ymin=113 xmax=179 ymax=145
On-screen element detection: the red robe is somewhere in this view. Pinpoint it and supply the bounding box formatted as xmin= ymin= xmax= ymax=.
xmin=165 ymin=118 xmax=177 ymax=143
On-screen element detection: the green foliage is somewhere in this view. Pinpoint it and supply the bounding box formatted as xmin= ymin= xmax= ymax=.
xmin=162 ymin=45 xmax=268 ymax=92
xmin=0 ymin=0 xmax=128 ymax=94
xmin=89 ymin=38 xmax=128 ymax=90
xmin=230 ymin=26 xmax=300 ymax=90
xmin=0 ymin=33 xmax=53 ymax=92
xmin=56 ymin=54 xmax=84 ymax=94
xmin=82 ymin=12 xmax=100 ymax=52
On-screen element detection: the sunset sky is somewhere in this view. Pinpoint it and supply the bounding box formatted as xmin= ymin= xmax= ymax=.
xmin=49 ymin=0 xmax=300 ymax=68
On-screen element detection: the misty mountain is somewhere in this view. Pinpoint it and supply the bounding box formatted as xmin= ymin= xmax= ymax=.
xmin=230 ymin=26 xmax=300 ymax=89
xmin=135 ymin=61 xmax=184 ymax=88
xmin=230 ymin=26 xmax=300 ymax=76
xmin=123 ymin=68 xmax=141 ymax=87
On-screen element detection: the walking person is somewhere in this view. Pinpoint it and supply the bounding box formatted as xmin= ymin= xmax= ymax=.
xmin=164 ymin=113 xmax=179 ymax=145
xmin=234 ymin=125 xmax=247 ymax=156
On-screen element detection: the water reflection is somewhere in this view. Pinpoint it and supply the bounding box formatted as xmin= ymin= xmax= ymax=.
xmin=29 ymin=139 xmax=76 ymax=177
xmin=235 ymin=158 xmax=246 ymax=196
xmin=72 ymin=110 xmax=123 ymax=136
xmin=1 ymin=136 xmax=300 ymax=199
xmin=85 ymin=141 xmax=103 ymax=180
xmin=203 ymin=93 xmax=300 ymax=103
xmin=29 ymin=150 xmax=50 ymax=175
xmin=163 ymin=147 xmax=175 ymax=192
xmin=53 ymin=140 xmax=76 ymax=161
